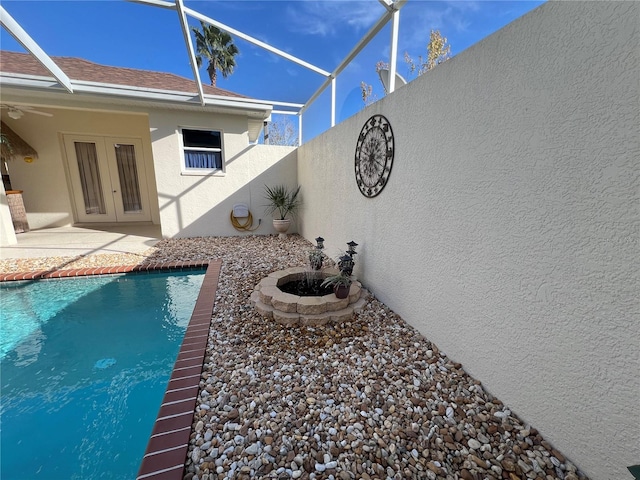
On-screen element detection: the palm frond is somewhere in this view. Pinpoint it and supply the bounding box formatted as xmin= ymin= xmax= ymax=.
xmin=264 ymin=185 xmax=302 ymax=220
xmin=191 ymin=21 xmax=239 ymax=86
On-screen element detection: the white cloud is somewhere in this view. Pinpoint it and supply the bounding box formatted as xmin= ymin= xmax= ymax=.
xmin=449 ymin=15 xmax=472 ymax=33
xmin=400 ymin=6 xmax=448 ymax=51
xmin=399 ymin=1 xmax=475 ymax=54
xmin=445 ymin=0 xmax=481 ymax=13
xmin=285 ymin=1 xmax=383 ymax=37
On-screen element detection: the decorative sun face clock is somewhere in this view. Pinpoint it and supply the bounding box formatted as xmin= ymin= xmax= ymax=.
xmin=354 ymin=114 xmax=394 ymax=198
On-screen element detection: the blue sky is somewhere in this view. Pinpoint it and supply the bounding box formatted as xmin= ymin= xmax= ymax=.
xmin=1 ymin=0 xmax=545 ymax=142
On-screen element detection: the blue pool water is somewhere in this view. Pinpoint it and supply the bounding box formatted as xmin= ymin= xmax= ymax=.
xmin=0 ymin=271 xmax=205 ymax=480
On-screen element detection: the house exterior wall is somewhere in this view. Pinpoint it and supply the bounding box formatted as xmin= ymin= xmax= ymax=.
xmin=0 ymin=102 xmax=296 ymax=241
xmin=297 ymin=2 xmax=639 ymax=479
xmin=148 ymin=110 xmax=297 ymax=238
xmin=0 ymin=107 xmax=159 ymax=229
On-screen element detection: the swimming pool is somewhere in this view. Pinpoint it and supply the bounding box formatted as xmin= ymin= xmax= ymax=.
xmin=0 ymin=270 xmax=205 ymax=480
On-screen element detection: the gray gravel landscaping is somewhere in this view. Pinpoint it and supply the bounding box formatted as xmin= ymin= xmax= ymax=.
xmin=1 ymin=235 xmax=589 ymax=480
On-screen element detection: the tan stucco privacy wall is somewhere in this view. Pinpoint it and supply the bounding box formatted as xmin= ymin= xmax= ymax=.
xmin=297 ymin=2 xmax=639 ymax=479
xmin=0 ymin=104 xmax=160 ymax=230
xmin=148 ymin=110 xmax=297 ymax=238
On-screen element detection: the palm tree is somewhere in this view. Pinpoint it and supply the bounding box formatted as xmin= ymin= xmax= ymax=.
xmin=191 ymin=21 xmax=239 ymax=87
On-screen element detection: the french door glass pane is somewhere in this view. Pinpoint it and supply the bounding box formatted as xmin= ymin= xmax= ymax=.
xmin=74 ymin=142 xmax=106 ymax=215
xmin=114 ymin=144 xmax=142 ymax=213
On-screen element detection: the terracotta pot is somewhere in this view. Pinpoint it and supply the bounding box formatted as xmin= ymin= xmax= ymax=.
xmin=334 ymin=284 xmax=350 ymax=299
xmin=273 ymin=218 xmax=291 ymax=238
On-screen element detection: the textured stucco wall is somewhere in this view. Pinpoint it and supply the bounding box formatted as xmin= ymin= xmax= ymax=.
xmin=298 ymin=2 xmax=639 ymax=479
xmin=149 ymin=110 xmax=297 ymax=238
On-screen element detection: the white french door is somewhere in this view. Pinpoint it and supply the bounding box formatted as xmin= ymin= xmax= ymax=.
xmin=63 ymin=135 xmax=151 ymax=223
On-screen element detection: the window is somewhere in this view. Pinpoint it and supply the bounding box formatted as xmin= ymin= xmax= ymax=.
xmin=181 ymin=128 xmax=223 ymax=173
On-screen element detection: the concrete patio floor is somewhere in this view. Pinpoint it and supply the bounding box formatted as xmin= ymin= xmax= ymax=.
xmin=0 ymin=224 xmax=162 ymax=259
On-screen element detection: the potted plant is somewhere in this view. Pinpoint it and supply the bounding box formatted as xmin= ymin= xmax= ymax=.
xmin=264 ymin=184 xmax=301 ymax=237
xmin=321 ymin=272 xmax=352 ymax=299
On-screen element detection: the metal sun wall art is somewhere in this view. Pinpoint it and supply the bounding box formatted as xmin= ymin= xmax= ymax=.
xmin=354 ymin=114 xmax=394 ymax=198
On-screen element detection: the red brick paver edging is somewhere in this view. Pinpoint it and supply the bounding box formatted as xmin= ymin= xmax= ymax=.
xmin=0 ymin=260 xmax=211 ymax=282
xmin=137 ymin=260 xmax=221 ymax=480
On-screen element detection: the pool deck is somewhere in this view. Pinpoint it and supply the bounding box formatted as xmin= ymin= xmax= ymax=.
xmin=0 ymin=224 xmax=162 ymax=259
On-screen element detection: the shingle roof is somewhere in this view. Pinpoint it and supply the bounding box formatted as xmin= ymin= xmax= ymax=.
xmin=0 ymin=50 xmax=247 ymax=98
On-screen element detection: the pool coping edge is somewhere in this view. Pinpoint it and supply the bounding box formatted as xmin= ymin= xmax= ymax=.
xmin=136 ymin=260 xmax=221 ymax=480
xmin=0 ymin=261 xmax=211 ymax=282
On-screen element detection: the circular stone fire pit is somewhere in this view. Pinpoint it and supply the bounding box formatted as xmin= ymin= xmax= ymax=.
xmin=250 ymin=267 xmax=368 ymax=326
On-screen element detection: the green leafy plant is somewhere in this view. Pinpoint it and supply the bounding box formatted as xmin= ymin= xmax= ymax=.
xmin=308 ymin=249 xmax=324 ymax=269
xmin=321 ymin=272 xmax=352 ymax=289
xmin=264 ymin=184 xmax=301 ymax=220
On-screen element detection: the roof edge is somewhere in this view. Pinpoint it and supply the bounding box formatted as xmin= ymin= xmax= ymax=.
xmin=0 ymin=73 xmax=274 ymax=115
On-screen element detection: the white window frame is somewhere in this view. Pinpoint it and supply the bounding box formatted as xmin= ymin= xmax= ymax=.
xmin=179 ymin=127 xmax=225 ymax=176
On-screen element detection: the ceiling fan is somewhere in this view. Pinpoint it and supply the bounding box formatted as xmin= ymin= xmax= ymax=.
xmin=1 ymin=104 xmax=53 ymax=120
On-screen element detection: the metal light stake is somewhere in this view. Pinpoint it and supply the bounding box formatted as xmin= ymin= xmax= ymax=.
xmin=338 ymin=254 xmax=354 ymax=276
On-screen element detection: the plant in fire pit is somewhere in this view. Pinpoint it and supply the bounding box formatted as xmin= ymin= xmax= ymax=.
xmin=321 ymin=272 xmax=352 ymax=299
xmin=322 ymin=240 xmax=359 ymax=299
xmin=337 ymin=241 xmax=358 ymax=275
xmin=308 ymin=236 xmax=325 ymax=270
xmin=264 ymin=184 xmax=301 ymax=238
